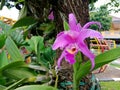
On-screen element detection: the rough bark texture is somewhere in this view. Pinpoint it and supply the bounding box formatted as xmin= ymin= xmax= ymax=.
xmin=53 ymin=0 xmax=89 ymax=30
xmin=26 ymin=0 xmax=50 ymax=21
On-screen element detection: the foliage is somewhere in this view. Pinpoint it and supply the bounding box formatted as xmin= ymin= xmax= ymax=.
xmin=90 ymin=5 xmax=112 ymax=31
xmin=15 ymin=85 xmax=57 ymax=90
xmin=100 ymin=81 xmax=120 ymax=90
xmin=106 ymin=0 xmax=120 ymax=13
xmin=62 ymin=18 xmax=120 ymax=90
xmin=0 ymin=0 xmax=120 ymax=90
xmin=0 ymin=18 xmax=56 ymax=89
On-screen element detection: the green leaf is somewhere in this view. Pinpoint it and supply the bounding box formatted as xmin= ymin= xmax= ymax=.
xmin=31 ymin=36 xmax=44 ymax=54
xmin=74 ymin=52 xmax=82 ymax=72
xmin=0 ymin=76 xmax=6 ymax=85
xmin=40 ymin=22 xmax=55 ymax=31
xmin=15 ymin=85 xmax=57 ymax=90
xmin=4 ymin=78 xmax=26 ymax=90
xmin=0 ymin=61 xmax=28 ymax=74
xmin=5 ymin=37 xmax=24 ymax=61
xmin=0 ymin=85 xmax=6 ymax=90
xmin=3 ymin=67 xmax=36 ymax=80
xmin=94 ymin=47 xmax=120 ymax=69
xmin=0 ymin=60 xmax=36 ymax=81
xmin=76 ymin=47 xmax=120 ymax=80
xmin=0 ymin=32 xmax=6 ymax=48
xmin=0 ymin=21 xmax=11 ymax=31
xmin=0 ymin=51 xmax=9 ymax=69
xmin=0 ymin=0 xmax=5 ymax=10
xmin=12 ymin=17 xmax=38 ymax=29
xmin=10 ymin=30 xmax=26 ymax=47
xmin=41 ymin=47 xmax=56 ymax=68
xmin=63 ymin=21 xmax=69 ymax=30
xmin=0 ymin=21 xmax=12 ymax=36
xmin=26 ymin=36 xmax=44 ymax=54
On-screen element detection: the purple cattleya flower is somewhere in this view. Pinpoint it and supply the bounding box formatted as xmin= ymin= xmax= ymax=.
xmin=48 ymin=11 xmax=54 ymax=20
xmin=52 ymin=13 xmax=103 ymax=69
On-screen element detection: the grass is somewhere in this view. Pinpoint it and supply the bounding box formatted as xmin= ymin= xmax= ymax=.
xmin=99 ymin=62 xmax=120 ymax=90
xmin=100 ymin=81 xmax=120 ymax=90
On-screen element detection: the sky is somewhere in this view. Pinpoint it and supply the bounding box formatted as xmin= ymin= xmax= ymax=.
xmin=0 ymin=0 xmax=120 ymax=20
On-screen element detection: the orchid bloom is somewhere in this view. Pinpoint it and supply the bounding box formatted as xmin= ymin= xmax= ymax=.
xmin=48 ymin=11 xmax=54 ymax=20
xmin=52 ymin=13 xmax=103 ymax=69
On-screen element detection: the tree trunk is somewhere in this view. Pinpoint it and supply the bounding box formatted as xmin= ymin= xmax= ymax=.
xmin=53 ymin=0 xmax=89 ymax=30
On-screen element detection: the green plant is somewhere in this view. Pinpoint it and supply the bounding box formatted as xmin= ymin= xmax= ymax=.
xmin=90 ymin=5 xmax=112 ymax=31
xmin=52 ymin=13 xmax=120 ymax=90
xmin=0 ymin=19 xmax=57 ymax=90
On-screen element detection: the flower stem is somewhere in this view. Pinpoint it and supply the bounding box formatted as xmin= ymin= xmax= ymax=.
xmin=55 ymin=75 xmax=58 ymax=88
xmin=73 ymin=52 xmax=82 ymax=90
xmin=73 ymin=73 xmax=79 ymax=90
xmin=73 ymin=64 xmax=79 ymax=90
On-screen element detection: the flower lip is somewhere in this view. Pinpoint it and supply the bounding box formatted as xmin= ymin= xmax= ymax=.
xmin=66 ymin=46 xmax=77 ymax=54
xmin=66 ymin=44 xmax=78 ymax=54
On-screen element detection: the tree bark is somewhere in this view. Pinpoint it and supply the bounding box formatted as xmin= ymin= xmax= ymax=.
xmin=53 ymin=0 xmax=89 ymax=29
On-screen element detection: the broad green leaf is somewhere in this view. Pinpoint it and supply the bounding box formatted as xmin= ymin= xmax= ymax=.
xmin=0 ymin=51 xmax=9 ymax=69
xmin=40 ymin=22 xmax=55 ymax=32
xmin=63 ymin=21 xmax=69 ymax=30
xmin=0 ymin=61 xmax=36 ymax=81
xmin=0 ymin=76 xmax=6 ymax=85
xmin=76 ymin=47 xmax=120 ymax=80
xmin=5 ymin=36 xmax=24 ymax=61
xmin=10 ymin=30 xmax=26 ymax=47
xmin=26 ymin=36 xmax=44 ymax=54
xmin=0 ymin=61 xmax=28 ymax=74
xmin=40 ymin=47 xmax=56 ymax=68
xmin=4 ymin=78 xmax=26 ymax=90
xmin=0 ymin=85 xmax=6 ymax=90
xmin=29 ymin=65 xmax=47 ymax=71
xmin=74 ymin=52 xmax=82 ymax=72
xmin=31 ymin=36 xmax=44 ymax=54
xmin=12 ymin=17 xmax=37 ymax=29
xmin=38 ymin=36 xmax=45 ymax=52
xmin=26 ymin=39 xmax=34 ymax=52
xmin=0 ymin=21 xmax=11 ymax=31
xmin=0 ymin=32 xmax=6 ymax=48
xmin=15 ymin=85 xmax=57 ymax=90
xmin=0 ymin=0 xmax=5 ymax=10
xmin=0 ymin=21 xmax=12 ymax=36
xmin=3 ymin=67 xmax=36 ymax=80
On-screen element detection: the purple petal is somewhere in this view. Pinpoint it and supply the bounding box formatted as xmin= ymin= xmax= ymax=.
xmin=52 ymin=32 xmax=69 ymax=50
xmin=48 ymin=11 xmax=54 ymax=20
xmin=82 ymin=21 xmax=101 ymax=29
xmin=66 ymin=30 xmax=80 ymax=42
xmin=69 ymin=13 xmax=77 ymax=30
xmin=57 ymin=50 xmax=65 ymax=68
xmin=75 ymin=23 xmax=82 ymax=31
xmin=79 ymin=29 xmax=103 ymax=41
xmin=65 ymin=51 xmax=76 ymax=64
xmin=78 ymin=42 xmax=95 ymax=69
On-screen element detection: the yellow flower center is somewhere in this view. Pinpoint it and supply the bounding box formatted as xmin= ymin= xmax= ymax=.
xmin=67 ymin=47 xmax=77 ymax=54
